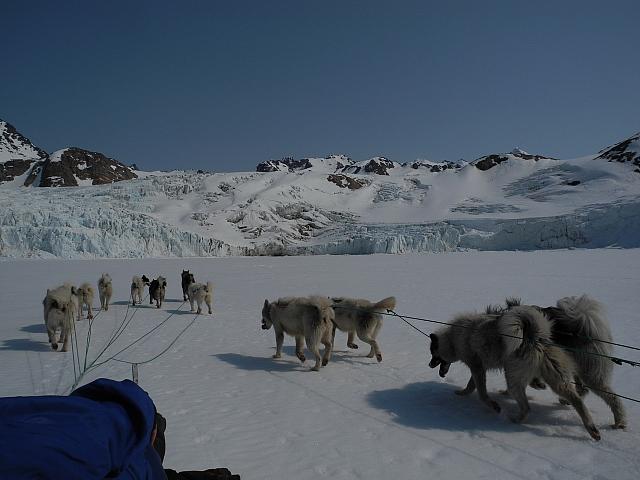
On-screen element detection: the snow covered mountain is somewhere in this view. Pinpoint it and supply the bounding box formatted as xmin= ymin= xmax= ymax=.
xmin=0 ymin=126 xmax=639 ymax=258
xmin=595 ymin=131 xmax=640 ymax=171
xmin=0 ymin=120 xmax=48 ymax=186
xmin=0 ymin=119 xmax=137 ymax=187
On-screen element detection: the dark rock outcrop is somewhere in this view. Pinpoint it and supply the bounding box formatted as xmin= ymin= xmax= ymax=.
xmin=409 ymin=161 xmax=460 ymax=173
xmin=0 ymin=120 xmax=49 ymax=184
xmin=39 ymin=148 xmax=138 ymax=187
xmin=596 ymin=132 xmax=640 ymax=172
xmin=340 ymin=157 xmax=396 ymax=176
xmin=257 ymin=157 xmax=313 ymax=172
xmin=327 ymin=174 xmax=368 ymax=190
xmin=473 ymin=154 xmax=510 ymax=171
xmin=363 ymin=157 xmax=395 ymax=175
xmin=473 ymin=149 xmax=554 ymax=171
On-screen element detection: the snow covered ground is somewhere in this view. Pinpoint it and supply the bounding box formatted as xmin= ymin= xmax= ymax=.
xmin=1 ymin=249 xmax=639 ymax=479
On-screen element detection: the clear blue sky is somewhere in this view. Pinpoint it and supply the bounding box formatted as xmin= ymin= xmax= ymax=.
xmin=2 ymin=0 xmax=638 ymax=171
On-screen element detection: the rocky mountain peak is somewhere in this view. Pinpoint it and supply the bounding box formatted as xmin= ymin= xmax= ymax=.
xmin=472 ymin=149 xmax=555 ymax=171
xmin=0 ymin=120 xmax=49 ymax=185
xmin=38 ymin=147 xmax=138 ymax=187
xmin=596 ymin=132 xmax=640 ymax=172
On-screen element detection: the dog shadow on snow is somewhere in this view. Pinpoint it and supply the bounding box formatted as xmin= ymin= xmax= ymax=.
xmin=1 ymin=338 xmax=52 ymax=352
xmin=21 ymin=323 xmax=46 ymax=333
xmin=366 ymin=381 xmax=589 ymax=441
xmin=214 ymin=347 xmax=322 ymax=373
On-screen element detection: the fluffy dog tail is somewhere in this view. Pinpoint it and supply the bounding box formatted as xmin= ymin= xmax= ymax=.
xmin=205 ymin=282 xmax=214 ymax=301
xmin=498 ymin=305 xmax=552 ymax=357
xmin=373 ymin=296 xmax=396 ymax=312
xmin=556 ymin=295 xmax=612 ymax=352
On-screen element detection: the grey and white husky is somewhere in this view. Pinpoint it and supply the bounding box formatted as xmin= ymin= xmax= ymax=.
xmin=76 ymin=282 xmax=95 ymax=320
xmin=493 ymin=295 xmax=626 ymax=429
xmin=97 ymin=273 xmax=113 ymax=311
xmin=428 ymin=305 xmax=601 ymax=440
xmin=331 ymin=296 xmax=396 ymax=362
xmin=131 ymin=275 xmax=150 ymax=305
xmin=261 ymin=296 xmax=334 ymax=371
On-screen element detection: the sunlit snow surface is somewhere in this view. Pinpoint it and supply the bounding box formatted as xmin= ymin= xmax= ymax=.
xmin=0 ymin=250 xmax=638 ymax=479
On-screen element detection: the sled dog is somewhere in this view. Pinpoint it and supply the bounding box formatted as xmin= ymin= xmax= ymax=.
xmin=428 ymin=305 xmax=601 ymax=440
xmin=43 ymin=284 xmax=79 ymax=352
xmin=261 ymin=296 xmax=334 ymax=371
xmin=181 ymin=270 xmax=195 ymax=301
xmin=188 ymin=281 xmax=213 ymax=314
xmin=131 ymin=275 xmax=150 ymax=305
xmin=97 ymin=273 xmax=113 ymax=311
xmin=76 ymin=282 xmax=95 ymax=320
xmin=493 ymin=295 xmax=626 ymax=429
xmin=149 ymin=276 xmax=167 ymax=308
xmin=331 ymin=296 xmax=395 ymax=362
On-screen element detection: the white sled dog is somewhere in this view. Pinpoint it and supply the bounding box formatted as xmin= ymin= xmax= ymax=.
xmin=98 ymin=273 xmax=113 ymax=311
xmin=149 ymin=276 xmax=167 ymax=308
xmin=131 ymin=275 xmax=150 ymax=305
xmin=188 ymin=281 xmax=213 ymax=314
xmin=331 ymin=296 xmax=396 ymax=362
xmin=428 ymin=305 xmax=601 ymax=440
xmin=76 ymin=282 xmax=95 ymax=320
xmin=261 ymin=296 xmax=334 ymax=371
xmin=493 ymin=295 xmax=627 ymax=430
xmin=43 ymin=284 xmax=79 ymax=352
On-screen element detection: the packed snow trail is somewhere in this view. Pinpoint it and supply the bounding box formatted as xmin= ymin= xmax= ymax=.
xmin=0 ymin=250 xmax=639 ymax=479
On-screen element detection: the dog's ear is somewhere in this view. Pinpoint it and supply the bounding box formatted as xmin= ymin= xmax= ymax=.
xmin=429 ymin=333 xmax=438 ymax=348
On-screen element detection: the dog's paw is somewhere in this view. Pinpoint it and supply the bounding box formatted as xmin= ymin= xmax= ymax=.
xmin=376 ymin=354 xmax=382 ymax=363
xmin=366 ymin=352 xmax=375 ymax=358
xmin=310 ymin=366 xmax=320 ymax=372
xmin=272 ymin=353 xmax=281 ymax=359
xmin=612 ymin=422 xmax=627 ymax=430
xmin=508 ymin=413 xmax=525 ymax=424
xmin=587 ymin=425 xmax=601 ymax=441
xmin=322 ymin=358 xmax=329 ymax=366
xmin=347 ymin=343 xmax=358 ymax=349
xmin=499 ymin=389 xmax=510 ymax=397
xmin=51 ymin=343 xmax=58 ymax=350
xmin=296 ymin=353 xmax=306 ymax=363
xmin=558 ymin=397 xmax=571 ymax=406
